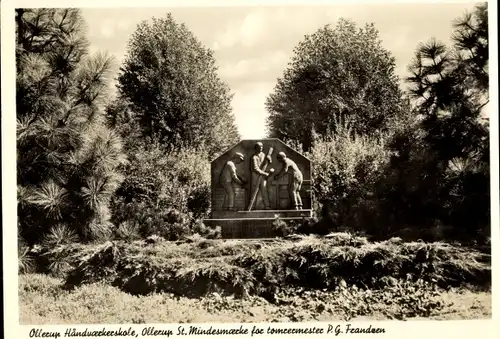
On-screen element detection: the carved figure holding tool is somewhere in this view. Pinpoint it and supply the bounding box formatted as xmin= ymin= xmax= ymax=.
xmin=274 ymin=151 xmax=303 ymax=210
xmin=248 ymin=142 xmax=273 ymax=211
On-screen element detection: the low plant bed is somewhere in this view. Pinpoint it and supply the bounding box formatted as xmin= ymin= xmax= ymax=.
xmin=20 ymin=233 xmax=490 ymax=301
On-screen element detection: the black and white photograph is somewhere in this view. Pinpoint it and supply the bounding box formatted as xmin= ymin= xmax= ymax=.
xmin=2 ymin=0 xmax=498 ymax=336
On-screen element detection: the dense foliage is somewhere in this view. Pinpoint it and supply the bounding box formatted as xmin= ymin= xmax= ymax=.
xmin=18 ymin=233 xmax=492 ymax=323
xmin=116 ymin=14 xmax=240 ymax=157
xmin=16 ymin=9 xmax=127 ymax=245
xmin=16 ymin=4 xmax=490 ymax=292
xmin=110 ymin=143 xmax=212 ymax=240
xmin=266 ymin=19 xmax=406 ymax=151
xmin=16 ymin=8 xmax=492 ymax=323
xmin=373 ymin=3 xmax=490 ymax=240
xmin=308 ymin=121 xmax=391 ymax=232
xmin=299 ymin=4 xmax=490 ymax=241
xmin=21 ymin=234 xmax=489 ymax=300
xmin=103 ymin=14 xmax=244 ymax=240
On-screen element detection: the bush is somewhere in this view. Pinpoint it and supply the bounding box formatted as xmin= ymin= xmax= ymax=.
xmin=32 ymin=242 xmax=90 ymax=278
xmin=308 ymin=120 xmax=390 ymax=233
xmin=139 ymin=208 xmax=192 ymax=241
xmin=272 ymin=217 xmax=298 ymax=237
xmin=114 ymin=221 xmax=141 ymax=241
xmin=18 ymin=234 xmax=35 ymax=274
xmin=63 ymin=235 xmax=490 ymax=299
xmin=369 ymin=119 xmax=490 ymax=243
xmin=191 ymin=220 xmax=222 ymax=240
xmin=41 ymin=224 xmax=80 ymax=248
xmin=111 ymin=143 xmax=211 ymax=240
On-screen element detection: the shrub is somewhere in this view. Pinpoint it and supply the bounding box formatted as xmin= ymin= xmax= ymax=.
xmin=308 ymin=120 xmax=390 ymax=233
xmin=114 ymin=221 xmax=141 ymax=241
xmin=272 ymin=217 xmax=298 ymax=238
xmin=18 ymin=235 xmax=35 ymax=274
xmin=139 ymin=208 xmax=191 ymax=241
xmin=41 ymin=224 xmax=80 ymax=248
xmin=369 ymin=118 xmax=490 ymax=243
xmin=191 ymin=220 xmax=222 ymax=240
xmin=111 ymin=143 xmax=211 ymax=240
xmin=19 ymin=272 xmax=491 ymax=324
xmin=63 ymin=236 xmax=490 ymax=299
xmin=33 ymin=242 xmax=90 ymax=277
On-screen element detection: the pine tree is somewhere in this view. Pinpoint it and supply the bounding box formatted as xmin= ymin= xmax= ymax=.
xmin=16 ymin=9 xmax=127 ymax=245
xmin=406 ymin=3 xmax=489 ymax=162
xmin=378 ymin=3 xmax=490 ymax=239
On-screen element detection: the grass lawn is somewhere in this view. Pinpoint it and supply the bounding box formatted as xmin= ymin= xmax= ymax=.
xmin=19 ymin=274 xmax=491 ymax=324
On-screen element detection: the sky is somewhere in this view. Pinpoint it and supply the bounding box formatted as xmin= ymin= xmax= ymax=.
xmin=81 ymin=3 xmax=480 ymax=139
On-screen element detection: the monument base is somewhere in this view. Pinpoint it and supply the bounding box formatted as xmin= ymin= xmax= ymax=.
xmin=204 ymin=209 xmax=313 ymax=238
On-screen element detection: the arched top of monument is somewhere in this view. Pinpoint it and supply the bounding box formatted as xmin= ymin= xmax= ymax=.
xmin=211 ymin=138 xmax=311 ymax=164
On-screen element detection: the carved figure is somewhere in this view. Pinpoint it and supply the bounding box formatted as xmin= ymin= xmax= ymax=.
xmin=274 ymin=152 xmax=303 ymax=210
xmin=219 ymin=152 xmax=246 ymax=211
xmin=249 ymin=142 xmax=273 ymax=210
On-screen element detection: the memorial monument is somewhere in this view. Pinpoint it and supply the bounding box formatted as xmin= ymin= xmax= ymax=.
xmin=204 ymin=139 xmax=313 ymax=238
